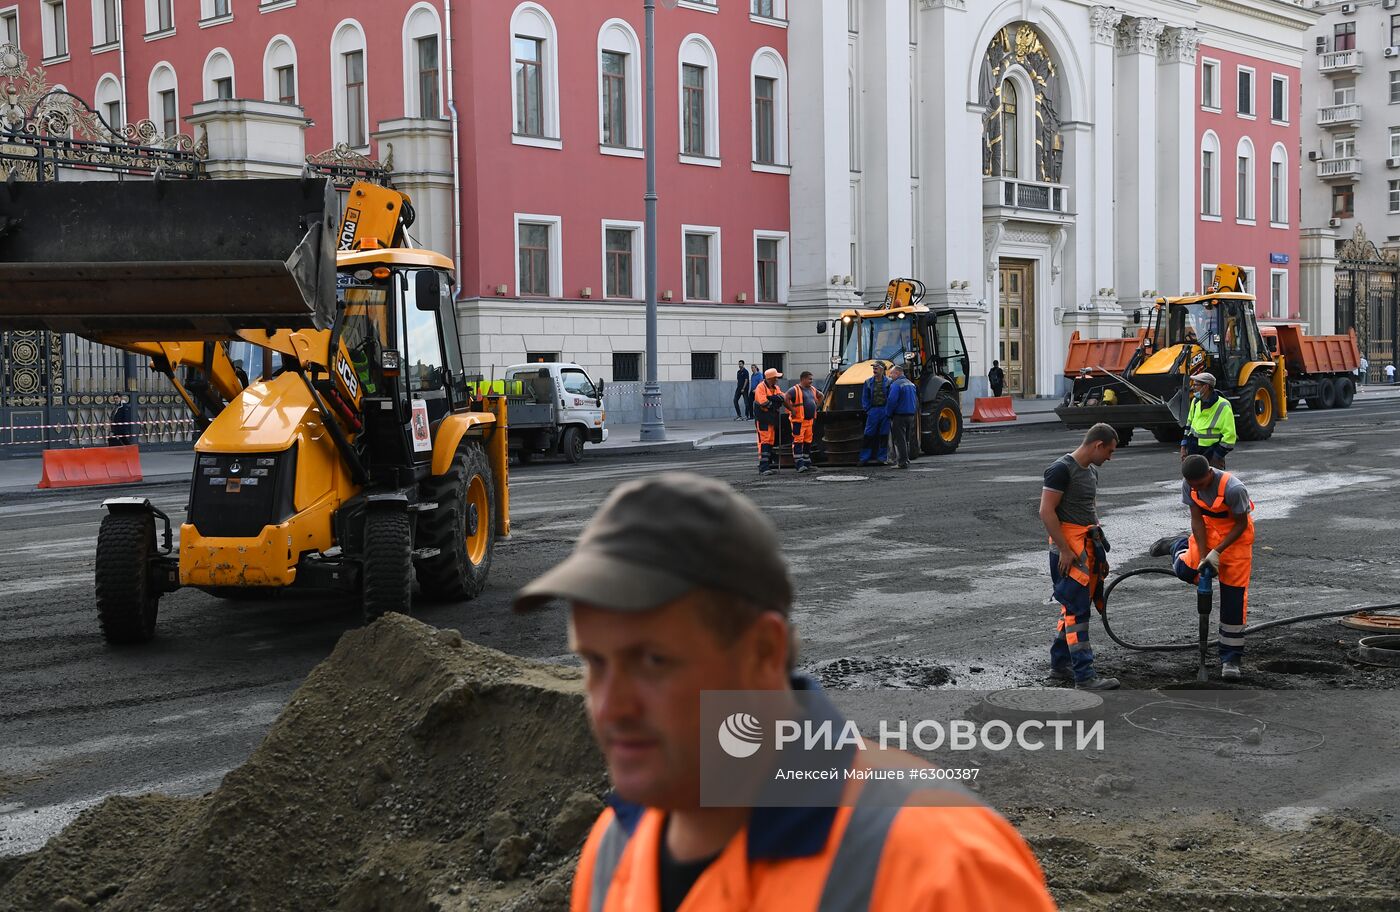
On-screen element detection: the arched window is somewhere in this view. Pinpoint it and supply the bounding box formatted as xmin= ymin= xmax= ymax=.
xmin=94 ymin=74 xmax=122 ymax=132
xmin=979 ymin=23 xmax=1063 ymax=181
xmin=331 ymin=20 xmax=369 ymax=148
xmin=511 ymin=3 xmax=560 ymax=146
xmin=403 ymin=4 xmax=443 ymax=119
xmin=751 ymin=47 xmax=788 ymax=168
xmin=264 ymin=36 xmax=298 ymax=105
xmin=1270 ymin=142 xmax=1288 ymax=225
xmin=1001 ymin=80 xmax=1019 ymax=178
xmin=679 ymin=34 xmax=719 ymax=161
xmin=203 ymin=49 xmax=235 ymax=101
xmin=1236 ymin=136 xmax=1255 ymax=222
xmin=1201 ymin=131 xmax=1220 ymax=217
xmin=147 ymin=63 xmax=179 ymax=137
xmin=598 ymin=19 xmax=641 ymax=151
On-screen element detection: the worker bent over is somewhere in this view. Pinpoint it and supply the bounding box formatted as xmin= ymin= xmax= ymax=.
xmin=753 ymin=368 xmax=787 ymax=476
xmin=513 ymin=474 xmax=1056 ymax=912
xmin=1039 ymin=423 xmax=1120 ymax=690
xmin=1180 ymin=371 xmax=1236 ymax=468
xmin=785 ymin=371 xmax=818 ymax=473
xmin=859 ymin=362 xmax=892 ymax=466
xmin=1156 ymin=454 xmax=1255 ymax=681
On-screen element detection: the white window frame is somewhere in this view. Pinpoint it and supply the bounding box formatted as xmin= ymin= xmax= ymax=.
xmin=41 ymin=0 xmax=68 ymax=61
xmin=678 ymin=0 xmax=719 ymax=13
xmin=1269 ymin=143 xmax=1288 ymax=227
xmin=260 ymin=0 xmax=295 ymax=12
xmin=94 ymin=73 xmax=122 ymax=130
xmin=1334 ymin=132 xmax=1356 ymax=159
xmin=1269 ymin=269 xmax=1288 ymax=319
xmin=263 ymin=35 xmax=298 ymax=104
xmin=750 ymin=47 xmax=789 ymax=173
xmin=510 ymin=2 xmax=561 ymax=150
xmin=91 ymin=0 xmax=119 ymax=47
xmin=681 ymin=224 xmax=722 ymax=303
xmin=147 ymin=61 xmax=178 ymax=136
xmin=753 ymin=230 xmax=789 ymax=304
xmin=1270 ymin=74 xmax=1289 ymax=125
xmin=199 ymin=0 xmax=232 ymax=26
xmin=514 ymin=213 xmax=562 ymax=299
xmin=750 ymin=0 xmax=787 ymax=27
xmin=1201 ymin=130 xmax=1221 ymax=221
xmin=0 ymin=7 xmax=19 ymax=50
xmin=597 ymin=19 xmax=642 ymax=156
xmin=1391 ymin=70 xmax=1400 ymax=105
xmin=144 ymin=0 xmax=174 ymax=38
xmin=1201 ymin=263 xmax=1218 ymax=294
xmin=1201 ymin=57 xmax=1221 ymax=111
xmin=1391 ymin=126 xmax=1400 ymax=160
xmin=600 ymin=219 xmax=644 ymax=301
xmin=202 ymin=48 xmax=235 ymax=101
xmin=678 ymin=34 xmax=720 ymax=165
xmin=1241 ymin=266 xmax=1257 ymax=296
xmin=1390 ymin=179 xmax=1400 ymax=215
xmin=1236 ymin=65 xmax=1255 ymax=119
xmin=331 ymin=20 xmax=369 ymax=150
xmin=1235 ymin=136 xmax=1255 ymax=225
xmin=402 ymin=3 xmax=443 ymax=120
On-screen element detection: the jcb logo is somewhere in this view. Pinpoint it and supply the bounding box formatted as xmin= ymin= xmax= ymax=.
xmin=337 ymin=353 xmax=361 ymax=402
xmin=338 ymin=208 xmax=362 ymax=251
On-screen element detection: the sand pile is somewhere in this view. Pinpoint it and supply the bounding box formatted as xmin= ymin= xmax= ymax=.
xmin=0 ymin=615 xmax=607 ymax=912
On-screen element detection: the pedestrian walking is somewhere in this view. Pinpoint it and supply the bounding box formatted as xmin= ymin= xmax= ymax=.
xmin=785 ymin=371 xmax=819 ymax=473
xmin=512 ymin=474 xmax=1057 ymax=912
xmin=1179 ymin=372 xmax=1235 ymax=469
xmin=1039 ymin=423 xmax=1120 ymax=690
xmin=748 ymin=360 xmax=764 ymax=418
xmin=1358 ymin=356 xmax=1369 ymax=386
xmin=1387 ymin=363 xmax=1397 ymax=385
xmin=886 ymin=365 xmax=919 ymax=469
xmin=858 ymin=362 xmax=893 ymax=466
xmin=107 ymin=396 xmax=137 ymax=447
xmin=988 ymin=360 xmax=1006 ymax=398
xmin=752 ymin=368 xmax=788 ymax=476
xmin=1149 ymin=455 xmax=1256 ymax=680
xmin=733 ymin=360 xmax=750 ymax=420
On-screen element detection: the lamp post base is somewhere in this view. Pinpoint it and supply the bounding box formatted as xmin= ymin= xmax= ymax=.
xmin=639 ymin=382 xmax=666 ymax=441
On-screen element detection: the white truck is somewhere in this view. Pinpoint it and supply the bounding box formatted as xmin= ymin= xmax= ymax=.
xmin=501 ymin=362 xmax=607 ymax=464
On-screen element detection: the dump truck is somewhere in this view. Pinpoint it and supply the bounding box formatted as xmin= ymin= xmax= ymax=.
xmin=814 ymin=278 xmax=970 ymax=463
xmin=501 ymin=362 xmax=606 ymax=464
xmin=0 ymin=178 xmax=508 ymax=643
xmin=1056 ymin=264 xmax=1359 ymax=445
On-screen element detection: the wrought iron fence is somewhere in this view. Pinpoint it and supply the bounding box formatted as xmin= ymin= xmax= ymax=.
xmin=1335 ymin=227 xmax=1399 ymax=380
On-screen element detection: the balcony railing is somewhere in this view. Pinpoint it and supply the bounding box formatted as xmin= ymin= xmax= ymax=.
xmin=1317 ymin=157 xmax=1361 ymax=180
xmin=982 ymin=177 xmax=1069 ymax=215
xmin=1319 ymin=49 xmax=1364 ymax=73
xmin=1317 ymin=103 xmax=1362 ymax=128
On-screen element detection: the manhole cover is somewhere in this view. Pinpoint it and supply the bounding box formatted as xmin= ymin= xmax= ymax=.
xmin=816 ymin=475 xmax=867 ymax=482
xmin=1356 ymin=635 xmax=1400 ymax=668
xmin=1339 ymin=612 xmax=1400 ymax=633
xmin=1258 ymin=659 xmax=1350 ymax=676
xmin=975 ymin=687 xmax=1103 ymax=724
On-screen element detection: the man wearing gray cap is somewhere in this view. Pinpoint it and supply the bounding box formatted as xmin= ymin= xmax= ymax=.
xmin=515 ymin=473 xmax=1054 ymax=912
xmin=1180 ymin=371 xmax=1235 ymax=468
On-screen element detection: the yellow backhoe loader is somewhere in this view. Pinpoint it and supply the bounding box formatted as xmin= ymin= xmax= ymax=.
xmin=0 ymin=178 xmax=508 ymax=643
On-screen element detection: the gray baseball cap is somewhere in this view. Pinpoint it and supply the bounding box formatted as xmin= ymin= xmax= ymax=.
xmin=513 ymin=473 xmax=792 ymax=614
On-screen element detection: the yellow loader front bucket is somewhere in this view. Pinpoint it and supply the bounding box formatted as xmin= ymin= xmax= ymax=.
xmin=0 ymin=178 xmax=339 ymax=342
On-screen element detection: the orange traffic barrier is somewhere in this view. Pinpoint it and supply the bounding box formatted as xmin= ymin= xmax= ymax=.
xmin=971 ymin=396 xmax=1017 ymax=423
xmin=37 ymin=445 xmax=143 ymax=489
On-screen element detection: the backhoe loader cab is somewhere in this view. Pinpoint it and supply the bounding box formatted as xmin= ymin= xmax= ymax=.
xmin=815 ymin=278 xmax=970 ymax=463
xmin=0 ymin=178 xmax=509 ymax=644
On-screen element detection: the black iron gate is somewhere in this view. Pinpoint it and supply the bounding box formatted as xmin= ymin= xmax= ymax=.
xmin=1335 ymin=227 xmax=1399 ymax=382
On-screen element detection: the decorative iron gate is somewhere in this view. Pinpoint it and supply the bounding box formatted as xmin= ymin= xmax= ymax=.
xmin=1335 ymin=226 xmax=1399 ymax=380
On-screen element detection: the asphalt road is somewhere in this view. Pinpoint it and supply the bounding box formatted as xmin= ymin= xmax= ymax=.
xmin=4 ymin=395 xmax=1400 ymax=854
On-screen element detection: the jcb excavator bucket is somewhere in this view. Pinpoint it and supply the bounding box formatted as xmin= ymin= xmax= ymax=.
xmin=0 ymin=178 xmax=338 ymax=341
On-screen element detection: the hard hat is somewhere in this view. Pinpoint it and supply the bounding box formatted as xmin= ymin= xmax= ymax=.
xmin=1190 ymin=371 xmax=1217 ymax=387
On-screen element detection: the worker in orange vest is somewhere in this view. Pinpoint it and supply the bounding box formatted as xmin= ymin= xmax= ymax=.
xmin=513 ymin=474 xmax=1056 ymax=912
xmin=752 ymin=368 xmax=789 ymax=476
xmin=785 ymin=371 xmax=818 ymax=473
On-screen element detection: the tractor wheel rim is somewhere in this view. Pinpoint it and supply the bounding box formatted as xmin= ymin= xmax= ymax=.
xmin=466 ymin=476 xmax=489 ymax=564
xmin=939 ymin=407 xmax=958 ymax=442
xmin=1254 ymin=388 xmax=1271 ymax=425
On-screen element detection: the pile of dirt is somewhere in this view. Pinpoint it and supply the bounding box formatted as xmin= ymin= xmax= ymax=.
xmin=0 ymin=616 xmax=607 ymax=912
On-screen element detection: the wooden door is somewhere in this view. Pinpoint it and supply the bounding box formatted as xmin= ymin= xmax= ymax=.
xmin=997 ymin=260 xmax=1035 ymax=396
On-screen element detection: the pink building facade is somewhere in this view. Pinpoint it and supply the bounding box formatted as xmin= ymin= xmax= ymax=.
xmin=1196 ymin=44 xmax=1301 ymax=321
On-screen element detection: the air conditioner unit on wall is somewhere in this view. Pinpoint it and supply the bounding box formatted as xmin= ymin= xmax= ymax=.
xmin=1389 ymin=156 xmax=1400 ymax=168
xmin=1316 ymin=36 xmax=1328 ymax=55
xmin=1387 ymin=46 xmax=1400 ymax=58
xmin=1309 ymin=150 xmax=1320 ymax=161
xmin=1341 ymin=3 xmax=1357 ymax=15
xmin=1329 ymin=218 xmax=1343 ymax=228
xmin=1386 ymin=0 xmax=1398 ymax=10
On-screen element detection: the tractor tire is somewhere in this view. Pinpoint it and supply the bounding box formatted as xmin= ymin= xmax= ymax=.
xmin=1112 ymin=426 xmax=1134 ymax=448
xmin=361 ymin=509 xmax=414 ymax=623
xmin=1334 ymin=376 xmax=1355 ymax=409
xmin=416 ymin=445 xmax=495 ymax=602
xmin=919 ymin=393 xmax=963 ymax=455
xmin=560 ymin=426 xmax=585 ymax=464
xmin=1235 ymin=374 xmax=1278 ymax=442
xmin=95 ymin=511 xmax=160 ymax=644
xmin=1318 ymin=378 xmax=1338 ymax=409
xmin=1151 ymin=424 xmax=1181 ymax=445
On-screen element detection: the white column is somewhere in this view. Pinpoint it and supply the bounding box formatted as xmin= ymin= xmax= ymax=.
xmin=1299 ymin=227 xmax=1339 ymax=334
xmin=1114 ymin=17 xmax=1165 ymax=314
xmin=1073 ymin=5 xmax=1123 ymax=335
xmin=1156 ymin=28 xmax=1200 ymax=302
xmin=373 ymin=118 xmax=454 ymax=256
xmin=858 ymin=0 xmax=913 ymax=297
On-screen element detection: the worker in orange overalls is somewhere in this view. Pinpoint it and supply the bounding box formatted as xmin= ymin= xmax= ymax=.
xmin=752 ymin=368 xmax=788 ymax=476
xmin=1151 ymin=454 xmax=1255 ymax=681
xmin=785 ymin=370 xmax=818 ymax=474
xmin=512 ymin=474 xmax=1056 ymax=912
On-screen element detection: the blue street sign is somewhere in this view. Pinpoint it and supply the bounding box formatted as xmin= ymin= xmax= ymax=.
xmin=1270 ymin=253 xmax=1290 ymax=265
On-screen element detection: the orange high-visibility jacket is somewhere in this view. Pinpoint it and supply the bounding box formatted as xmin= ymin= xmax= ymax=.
xmin=1183 ymin=470 xmax=1255 ymax=588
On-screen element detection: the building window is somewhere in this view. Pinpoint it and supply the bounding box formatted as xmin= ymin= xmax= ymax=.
xmin=1201 ymin=59 xmax=1220 ymax=110
xmin=754 ymin=76 xmax=776 ymax=164
xmin=1334 ymin=21 xmax=1356 ymax=52
xmin=159 ymin=89 xmax=176 ymax=136
xmin=1334 ymin=133 xmax=1356 ymax=160
xmin=264 ymin=37 xmax=297 ymax=104
xmin=1390 ymin=180 xmax=1400 ymax=214
xmin=204 ymin=50 xmax=235 ymax=102
xmin=1201 ymin=132 xmax=1220 ymax=217
xmin=416 ymin=35 xmax=440 ymax=117
xmin=1270 ymin=270 xmax=1287 ymax=319
xmin=1201 ymin=264 xmax=1217 ymax=295
xmin=1000 ymin=80 xmax=1019 ymax=178
xmin=1333 ymin=184 xmax=1354 ymax=219
xmin=683 ymin=63 xmax=706 ymax=156
xmin=276 ymin=64 xmax=295 ymax=104
xmin=751 ymin=48 xmax=787 ymax=168
xmin=95 ymin=0 xmax=118 ymax=45
xmin=753 ymin=0 xmax=775 ymax=17
xmin=685 ymin=232 xmax=712 ymax=301
xmin=514 ymin=37 xmax=544 ymax=136
xmin=1236 ymin=67 xmax=1254 ymax=117
xmin=1392 ymin=14 xmax=1400 ymax=48
xmin=1235 ymin=139 xmax=1254 ymax=222
xmin=602 ymin=51 xmax=628 ymax=145
xmin=1334 ymin=78 xmax=1356 ymax=107
xmin=1270 ymin=144 xmax=1287 ymax=225
xmin=612 ymin=353 xmax=641 ymax=383
xmin=1271 ymin=76 xmax=1287 ymax=123
xmin=1 ymin=10 xmax=18 ymax=49
xmin=96 ymin=76 xmax=122 ymax=130
xmin=679 ymin=36 xmax=719 ymax=160
xmin=42 ymin=0 xmax=66 ymax=59
xmin=344 ymin=50 xmax=366 ymax=147
xmin=518 ymin=223 xmax=551 ymax=297
xmin=332 ymin=23 xmax=368 ymax=148
xmin=214 ymin=0 xmax=229 ymax=16
xmin=1392 ymin=71 xmax=1400 ymax=104
xmin=201 ymin=0 xmax=230 ymax=20
xmin=1390 ymin=126 xmax=1400 ymax=160
xmin=756 ymin=237 xmax=780 ymax=303
xmin=214 ymin=77 xmax=232 ymax=99
xmin=603 ymin=224 xmax=639 ymax=299
xmin=598 ymin=20 xmax=641 ymax=151
xmin=762 ymin=352 xmax=785 ymax=375
xmin=691 ymin=352 xmax=718 ymax=381
xmin=149 ymin=0 xmax=173 ymax=34
xmin=511 ymin=4 xmax=559 ymax=146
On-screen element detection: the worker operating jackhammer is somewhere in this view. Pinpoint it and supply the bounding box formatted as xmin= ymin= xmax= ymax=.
xmin=1150 ymin=454 xmax=1256 ymax=681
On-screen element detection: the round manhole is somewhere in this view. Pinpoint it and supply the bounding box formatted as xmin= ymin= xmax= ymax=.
xmin=974 ymin=687 xmax=1104 ymax=724
xmin=1340 ymin=612 xmax=1400 ymax=633
xmin=1356 ymin=635 xmax=1400 ymax=668
xmin=816 ymin=475 xmax=868 ymax=482
xmin=1258 ymin=659 xmax=1351 ymax=676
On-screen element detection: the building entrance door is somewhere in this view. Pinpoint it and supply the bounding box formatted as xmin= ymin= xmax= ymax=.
xmin=997 ymin=259 xmax=1035 ymax=396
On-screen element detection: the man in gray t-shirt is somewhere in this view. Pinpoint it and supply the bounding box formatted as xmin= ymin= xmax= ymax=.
xmin=1038 ymin=424 xmax=1119 ymax=690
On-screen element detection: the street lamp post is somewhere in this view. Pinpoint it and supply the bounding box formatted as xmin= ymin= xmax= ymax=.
xmin=639 ymin=0 xmax=667 ymax=441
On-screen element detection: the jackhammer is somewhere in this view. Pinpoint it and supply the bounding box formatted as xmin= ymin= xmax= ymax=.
xmin=1196 ymin=566 xmax=1214 ymax=682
